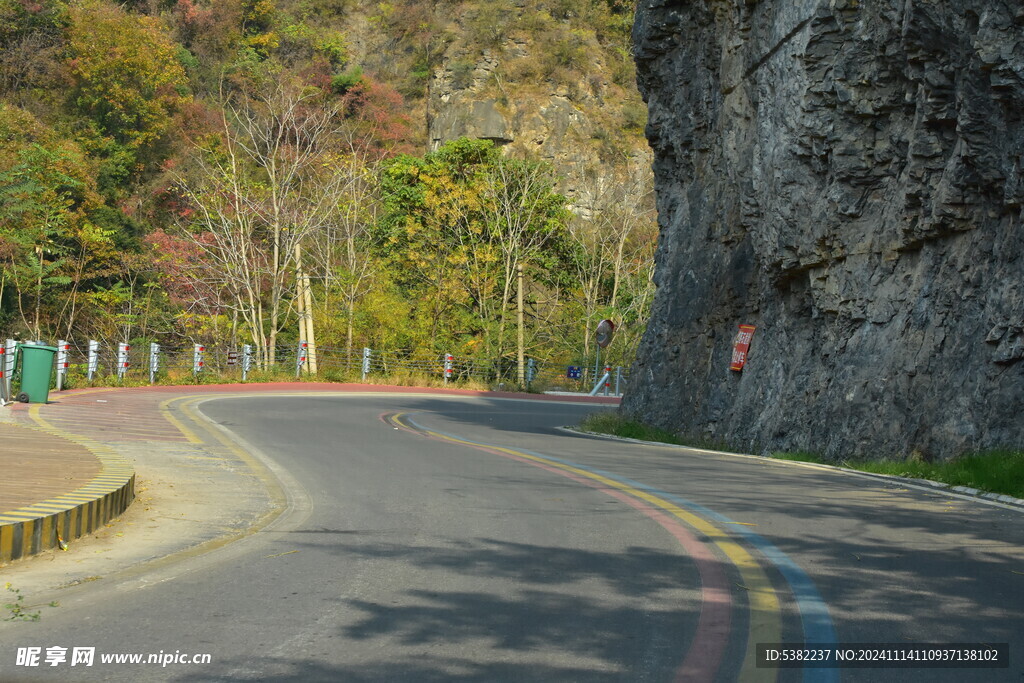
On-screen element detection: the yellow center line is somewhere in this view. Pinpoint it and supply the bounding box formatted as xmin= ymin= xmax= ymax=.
xmin=392 ymin=414 xmax=780 ymax=682
xmin=159 ymin=396 xmax=206 ymax=443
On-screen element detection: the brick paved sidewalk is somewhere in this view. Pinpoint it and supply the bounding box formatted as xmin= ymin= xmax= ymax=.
xmin=0 ymin=423 xmax=101 ymax=513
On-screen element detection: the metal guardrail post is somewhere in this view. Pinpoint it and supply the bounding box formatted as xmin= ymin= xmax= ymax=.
xmin=3 ymin=339 xmax=14 ymax=398
xmin=56 ymin=340 xmax=70 ymax=391
xmin=193 ymin=343 xmax=205 ymax=375
xmin=589 ymin=371 xmax=611 ymax=396
xmin=87 ymin=340 xmax=99 ymax=381
xmin=0 ymin=344 xmax=7 ymax=403
xmin=242 ymin=344 xmax=253 ymax=382
xmin=117 ymin=342 xmax=130 ymax=380
xmin=296 ymin=340 xmax=308 ymax=378
xmin=362 ymin=347 xmax=371 ymax=381
xmin=149 ymin=343 xmax=160 ymax=384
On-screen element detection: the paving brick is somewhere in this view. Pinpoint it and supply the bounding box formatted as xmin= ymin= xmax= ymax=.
xmin=0 ymin=423 xmax=101 ymax=513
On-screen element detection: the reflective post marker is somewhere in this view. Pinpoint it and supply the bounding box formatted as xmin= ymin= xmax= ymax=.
xmin=193 ymin=344 xmax=205 ymax=374
xmin=4 ymin=340 xmax=15 ymax=397
xmin=56 ymin=340 xmax=70 ymax=391
xmin=149 ymin=343 xmax=160 ymax=384
xmin=296 ymin=340 xmax=308 ymax=378
xmin=242 ymin=345 xmax=253 ymax=382
xmin=117 ymin=342 xmax=130 ymax=380
xmin=526 ymin=358 xmax=536 ymax=388
xmin=0 ymin=344 xmax=6 ymax=402
xmin=87 ymin=340 xmax=99 ymax=381
xmin=362 ymin=348 xmax=371 ymax=381
xmin=444 ymin=353 xmax=453 ymax=384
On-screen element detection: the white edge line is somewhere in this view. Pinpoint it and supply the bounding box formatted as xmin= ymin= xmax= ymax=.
xmin=556 ymin=426 xmax=1024 ymax=514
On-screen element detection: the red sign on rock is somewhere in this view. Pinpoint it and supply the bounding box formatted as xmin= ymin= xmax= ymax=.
xmin=730 ymin=324 xmax=756 ymax=372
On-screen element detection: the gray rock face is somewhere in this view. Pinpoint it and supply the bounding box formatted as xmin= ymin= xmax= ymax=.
xmin=626 ymin=0 xmax=1024 ymax=459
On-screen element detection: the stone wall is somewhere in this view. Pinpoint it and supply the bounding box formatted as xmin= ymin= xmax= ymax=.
xmin=625 ymin=0 xmax=1024 ymax=459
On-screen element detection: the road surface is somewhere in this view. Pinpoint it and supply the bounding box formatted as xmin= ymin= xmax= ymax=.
xmin=1 ymin=393 xmax=1021 ymax=681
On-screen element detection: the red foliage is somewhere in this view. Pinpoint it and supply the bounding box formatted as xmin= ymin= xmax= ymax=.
xmin=144 ymin=228 xmax=220 ymax=312
xmin=299 ymin=56 xmax=334 ymax=93
xmin=339 ymin=75 xmax=416 ymax=159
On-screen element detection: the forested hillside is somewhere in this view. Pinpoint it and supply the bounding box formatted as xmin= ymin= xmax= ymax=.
xmin=0 ymin=0 xmax=654 ymax=384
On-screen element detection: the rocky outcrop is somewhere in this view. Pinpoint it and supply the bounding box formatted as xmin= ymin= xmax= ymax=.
xmin=426 ymin=18 xmax=651 ymax=211
xmin=626 ymin=0 xmax=1024 ymax=459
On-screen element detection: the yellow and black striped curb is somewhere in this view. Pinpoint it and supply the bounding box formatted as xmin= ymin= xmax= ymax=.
xmin=0 ymin=409 xmax=135 ymax=564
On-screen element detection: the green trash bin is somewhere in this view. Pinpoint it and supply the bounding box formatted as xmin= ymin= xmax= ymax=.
xmin=15 ymin=343 xmax=57 ymax=403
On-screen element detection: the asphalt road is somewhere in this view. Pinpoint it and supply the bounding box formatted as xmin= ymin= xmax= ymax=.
xmin=1 ymin=394 xmax=1022 ymax=682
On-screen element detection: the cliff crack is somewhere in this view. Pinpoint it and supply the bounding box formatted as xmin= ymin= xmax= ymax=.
xmin=722 ymin=16 xmax=813 ymax=95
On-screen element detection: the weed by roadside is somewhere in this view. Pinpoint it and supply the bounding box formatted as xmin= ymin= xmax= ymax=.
xmin=579 ymin=412 xmax=732 ymax=451
xmin=786 ymin=450 xmax=1024 ymax=500
xmin=3 ymin=583 xmax=57 ymax=621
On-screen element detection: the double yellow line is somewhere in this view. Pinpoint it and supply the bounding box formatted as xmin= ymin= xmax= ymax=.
xmin=390 ymin=413 xmax=781 ymax=682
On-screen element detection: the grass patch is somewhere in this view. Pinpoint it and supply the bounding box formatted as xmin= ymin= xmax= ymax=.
xmin=771 ymin=451 xmax=825 ymax=464
xmin=773 ymin=450 xmax=1024 ymax=499
xmin=583 ymin=415 xmax=1024 ymax=500
xmin=579 ymin=412 xmax=734 ymax=452
xmin=843 ymin=450 xmax=1024 ymax=499
xmin=580 ymin=412 xmax=686 ymax=445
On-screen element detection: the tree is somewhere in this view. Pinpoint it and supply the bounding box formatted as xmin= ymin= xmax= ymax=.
xmin=377 ymin=138 xmax=570 ymax=375
xmin=67 ymin=1 xmax=190 ymax=153
xmin=175 ymin=75 xmax=355 ymax=368
xmin=0 ymin=142 xmax=109 ymax=341
xmin=563 ymin=160 xmax=657 ymax=367
xmin=481 ymin=153 xmax=569 ymax=382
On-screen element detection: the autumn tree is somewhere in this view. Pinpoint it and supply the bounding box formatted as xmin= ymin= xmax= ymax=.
xmin=175 ymin=73 xmax=359 ymax=367
xmin=377 ymin=138 xmax=570 ymax=372
xmin=563 ymin=160 xmax=657 ymax=368
xmin=0 ymin=140 xmax=110 ymax=341
xmin=67 ymin=1 xmax=190 ymax=154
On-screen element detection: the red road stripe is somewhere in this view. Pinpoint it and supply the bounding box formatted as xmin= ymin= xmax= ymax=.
xmin=394 ymin=418 xmax=731 ymax=682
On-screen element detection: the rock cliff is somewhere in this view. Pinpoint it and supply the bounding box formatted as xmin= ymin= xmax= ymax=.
xmin=625 ymin=0 xmax=1024 ymax=459
xmin=424 ymin=6 xmax=651 ymax=210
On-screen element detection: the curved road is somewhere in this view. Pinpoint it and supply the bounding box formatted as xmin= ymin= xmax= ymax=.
xmin=2 ymin=393 xmax=1022 ymax=682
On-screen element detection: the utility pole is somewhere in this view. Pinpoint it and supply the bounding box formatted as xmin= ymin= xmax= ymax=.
xmin=294 ymin=243 xmax=318 ymax=375
xmin=517 ymin=262 xmax=525 ymax=385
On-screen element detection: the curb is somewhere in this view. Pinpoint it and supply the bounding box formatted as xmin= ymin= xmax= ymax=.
xmin=0 ymin=413 xmax=135 ymax=565
xmin=560 ymin=427 xmax=1024 ymax=513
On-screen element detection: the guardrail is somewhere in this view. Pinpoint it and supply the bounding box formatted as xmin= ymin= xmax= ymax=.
xmin=2 ymin=339 xmax=628 ymax=397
